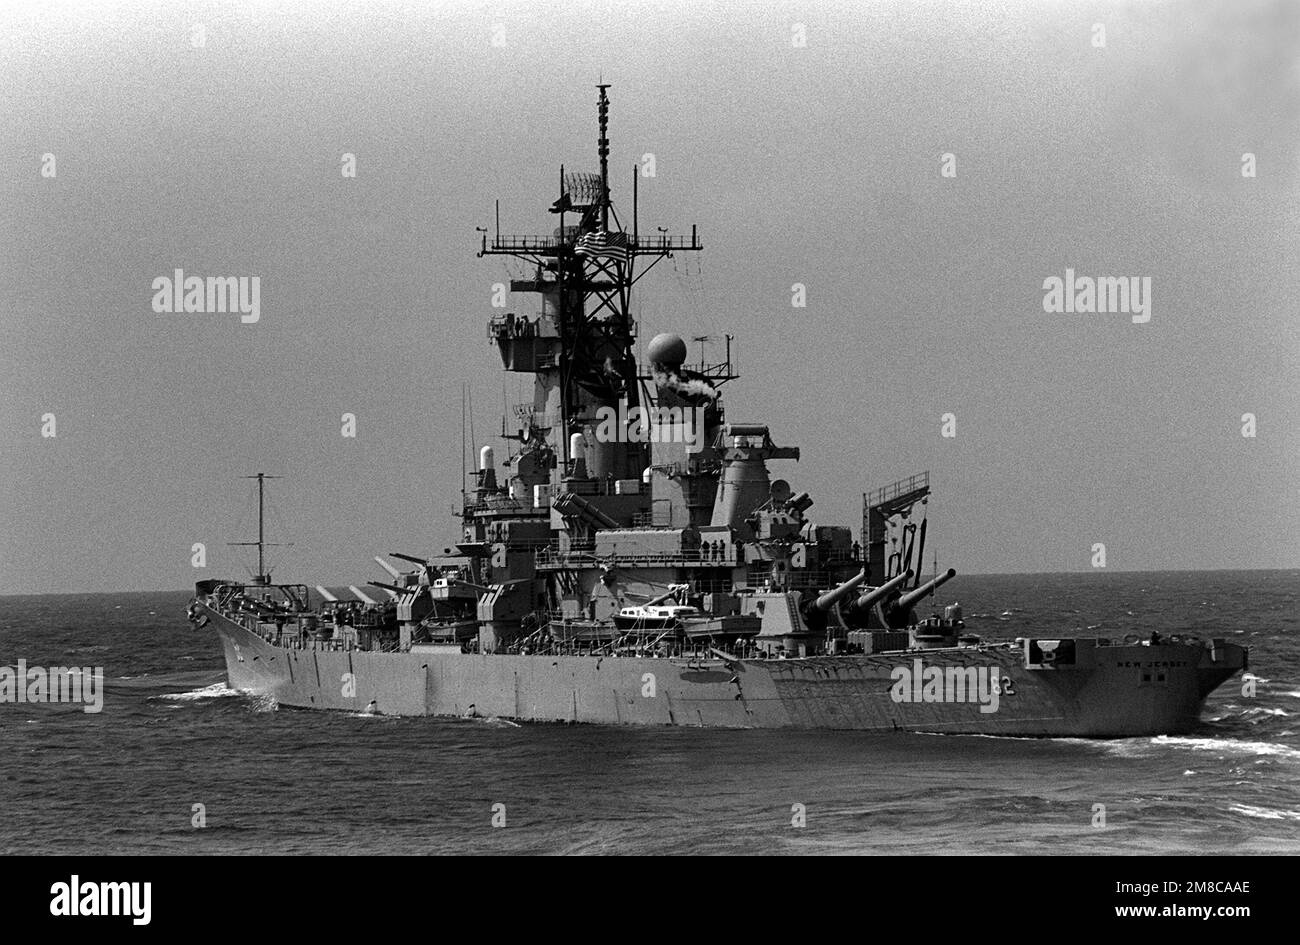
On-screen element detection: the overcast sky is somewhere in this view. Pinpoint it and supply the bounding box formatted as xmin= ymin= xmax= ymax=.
xmin=2 ymin=0 xmax=1297 ymax=594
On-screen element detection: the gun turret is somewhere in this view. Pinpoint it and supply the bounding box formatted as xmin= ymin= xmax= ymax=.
xmin=368 ymin=580 xmax=409 ymax=596
xmin=814 ymin=569 xmax=869 ymax=612
xmin=851 ymin=570 xmax=913 ymax=611
xmin=895 ymin=568 xmax=957 ymax=613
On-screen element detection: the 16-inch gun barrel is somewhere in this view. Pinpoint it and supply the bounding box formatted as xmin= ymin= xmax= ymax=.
xmin=852 ymin=570 xmax=913 ymax=611
xmin=814 ymin=569 xmax=869 ymax=611
xmin=896 ymin=568 xmax=957 ymax=611
xmin=390 ymin=552 xmax=430 ymax=567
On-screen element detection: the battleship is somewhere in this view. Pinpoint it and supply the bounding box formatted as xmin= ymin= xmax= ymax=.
xmin=188 ymin=87 xmax=1246 ymax=736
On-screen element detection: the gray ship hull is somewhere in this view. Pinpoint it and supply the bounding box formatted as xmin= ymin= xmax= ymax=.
xmin=200 ymin=603 xmax=1246 ymax=737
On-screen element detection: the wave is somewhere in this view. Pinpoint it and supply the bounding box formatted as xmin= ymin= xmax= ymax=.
xmin=1082 ymin=735 xmax=1300 ymax=761
xmin=1150 ymin=735 xmax=1300 ymax=761
xmin=111 ymin=670 xmax=220 ymax=691
xmin=1207 ymin=706 xmax=1291 ymax=722
xmin=1075 ymin=737 xmax=1156 ymax=757
xmin=479 ymin=717 xmax=521 ymax=728
xmin=245 ymin=693 xmax=278 ymax=713
xmin=1227 ymin=803 xmax=1300 ymax=821
xmin=155 ymin=682 xmax=244 ymax=702
xmin=150 ymin=681 xmax=276 ymax=712
xmin=457 ymin=714 xmax=523 ymax=728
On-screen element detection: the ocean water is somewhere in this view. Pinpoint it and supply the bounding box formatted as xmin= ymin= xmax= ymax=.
xmin=1 ymin=570 xmax=1297 ymax=855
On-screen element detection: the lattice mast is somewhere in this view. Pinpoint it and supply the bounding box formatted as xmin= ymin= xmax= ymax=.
xmin=480 ymin=86 xmax=702 ymax=486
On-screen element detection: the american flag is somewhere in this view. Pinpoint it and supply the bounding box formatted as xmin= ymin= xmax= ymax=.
xmin=574 ymin=229 xmax=630 ymax=265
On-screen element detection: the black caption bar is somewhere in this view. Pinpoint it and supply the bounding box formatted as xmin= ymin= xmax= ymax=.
xmin=1 ymin=855 xmax=1285 ymax=932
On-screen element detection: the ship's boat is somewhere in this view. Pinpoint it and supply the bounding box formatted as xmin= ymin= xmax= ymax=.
xmin=547 ymin=618 xmax=618 ymax=645
xmin=186 ymin=87 xmax=1248 ymax=736
xmin=613 ymin=605 xmax=700 ymax=630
